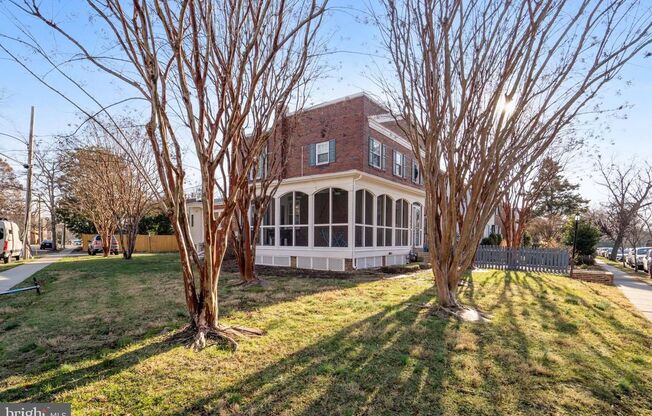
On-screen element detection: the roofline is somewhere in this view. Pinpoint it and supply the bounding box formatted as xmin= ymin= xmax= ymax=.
xmin=287 ymin=92 xmax=389 ymax=117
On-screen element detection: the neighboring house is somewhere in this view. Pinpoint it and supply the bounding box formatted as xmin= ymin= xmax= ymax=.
xmin=186 ymin=195 xmax=224 ymax=252
xmin=483 ymin=211 xmax=502 ymax=239
xmin=251 ymin=93 xmax=426 ymax=271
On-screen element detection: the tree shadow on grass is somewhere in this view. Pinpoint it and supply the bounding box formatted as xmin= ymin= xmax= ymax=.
xmin=475 ymin=270 xmax=652 ymax=413
xmin=0 ymin=331 xmax=183 ymax=402
xmin=170 ymin=288 xmax=459 ymax=416
xmin=0 ymin=253 xmax=403 ymax=383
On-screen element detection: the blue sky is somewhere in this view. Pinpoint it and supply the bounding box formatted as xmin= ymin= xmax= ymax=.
xmin=0 ymin=0 xmax=650 ymax=205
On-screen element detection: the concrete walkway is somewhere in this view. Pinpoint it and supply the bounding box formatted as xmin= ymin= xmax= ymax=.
xmin=597 ymin=260 xmax=652 ymax=322
xmin=0 ymin=249 xmax=76 ymax=292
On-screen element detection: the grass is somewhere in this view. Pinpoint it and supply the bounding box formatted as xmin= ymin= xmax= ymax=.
xmin=1 ymin=254 xmax=652 ymax=415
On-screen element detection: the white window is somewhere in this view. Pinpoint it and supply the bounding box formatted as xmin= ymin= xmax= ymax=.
xmin=369 ymin=138 xmax=383 ymax=169
xmin=395 ymin=199 xmax=410 ymax=246
xmin=355 ymin=189 xmax=374 ymax=247
xmin=412 ymin=203 xmax=423 ymax=247
xmin=393 ymin=150 xmax=405 ymax=177
xmin=279 ymin=192 xmax=309 ymax=247
xmin=412 ymin=160 xmax=423 ymax=184
xmin=314 ymin=188 xmax=349 ymax=247
xmin=256 ymin=152 xmax=268 ymax=179
xmin=316 ymin=141 xmax=330 ymax=165
xmin=377 ymin=194 xmax=393 ymax=246
xmin=260 ymin=202 xmax=275 ymax=246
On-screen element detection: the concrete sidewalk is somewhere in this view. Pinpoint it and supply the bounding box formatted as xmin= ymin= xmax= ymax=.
xmin=0 ymin=249 xmax=75 ymax=292
xmin=597 ymin=260 xmax=652 ymax=322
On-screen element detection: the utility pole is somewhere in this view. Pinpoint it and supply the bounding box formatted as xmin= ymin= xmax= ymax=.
xmin=22 ymin=106 xmax=35 ymax=260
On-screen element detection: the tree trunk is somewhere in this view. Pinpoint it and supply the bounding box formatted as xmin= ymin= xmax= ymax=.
xmin=101 ymin=230 xmax=111 ymax=257
xmin=434 ymin=268 xmax=460 ymax=308
xmin=610 ymin=232 xmax=625 ymax=261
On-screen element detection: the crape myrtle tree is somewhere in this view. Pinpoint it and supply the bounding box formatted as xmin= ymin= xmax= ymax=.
xmin=59 ymin=146 xmax=122 ymax=257
xmin=376 ymin=0 xmax=652 ymax=312
xmin=3 ymin=0 xmax=327 ymax=349
xmin=78 ymin=118 xmax=158 ymax=260
xmin=499 ymin=156 xmax=587 ymax=248
xmin=230 ymin=116 xmax=293 ymax=286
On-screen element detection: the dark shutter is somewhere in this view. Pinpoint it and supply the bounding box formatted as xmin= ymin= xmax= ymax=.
xmin=381 ymin=144 xmax=386 ymax=171
xmin=329 ymin=139 xmax=336 ymax=163
xmin=403 ymin=155 xmax=408 ymax=179
xmin=368 ymin=137 xmax=373 ymax=166
xmin=391 ymin=150 xmax=396 ymax=175
xmin=309 ymin=143 xmax=316 ymax=166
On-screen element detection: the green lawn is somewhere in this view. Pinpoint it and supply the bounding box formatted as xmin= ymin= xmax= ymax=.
xmin=1 ymin=254 xmax=652 ymax=415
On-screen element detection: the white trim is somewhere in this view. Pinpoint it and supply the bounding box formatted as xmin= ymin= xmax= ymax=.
xmin=369 ymin=113 xmax=402 ymax=124
xmin=368 ymin=119 xmax=412 ymax=150
xmin=257 ymin=169 xmax=425 ymax=198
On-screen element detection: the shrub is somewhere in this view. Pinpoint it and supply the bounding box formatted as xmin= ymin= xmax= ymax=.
xmin=481 ymin=232 xmax=502 ymax=246
xmin=562 ymin=218 xmax=601 ymax=258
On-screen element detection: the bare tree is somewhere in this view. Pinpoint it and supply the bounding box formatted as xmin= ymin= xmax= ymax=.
xmin=81 ymin=118 xmax=158 ymax=259
xmin=376 ymin=0 xmax=652 ymax=311
xmin=59 ymin=146 xmax=122 ymax=256
xmin=596 ymin=158 xmax=652 ymax=260
xmin=3 ymin=0 xmax=326 ymax=349
xmin=33 ymin=146 xmax=63 ymax=250
xmin=0 ymin=158 xmax=24 ymax=225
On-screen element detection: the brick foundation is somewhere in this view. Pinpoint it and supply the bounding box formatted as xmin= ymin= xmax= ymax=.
xmin=571 ymin=270 xmax=614 ymax=285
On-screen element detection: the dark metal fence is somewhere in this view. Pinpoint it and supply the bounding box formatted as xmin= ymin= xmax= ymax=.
xmin=474 ymin=246 xmax=569 ymax=275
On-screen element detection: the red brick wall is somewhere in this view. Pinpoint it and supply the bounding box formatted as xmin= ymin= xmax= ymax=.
xmin=362 ymin=98 xmax=422 ymax=189
xmin=277 ymin=94 xmax=423 ymax=191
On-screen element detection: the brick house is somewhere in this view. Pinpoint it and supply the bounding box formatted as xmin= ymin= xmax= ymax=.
xmin=247 ymin=93 xmax=427 ymax=271
xmin=189 ymin=93 xmax=499 ymax=270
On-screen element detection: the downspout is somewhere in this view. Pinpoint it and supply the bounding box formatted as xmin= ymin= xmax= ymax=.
xmin=352 ymin=173 xmax=362 ymax=269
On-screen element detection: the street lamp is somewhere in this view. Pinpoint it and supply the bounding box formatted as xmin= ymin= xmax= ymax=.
xmin=570 ymin=213 xmax=580 ymax=278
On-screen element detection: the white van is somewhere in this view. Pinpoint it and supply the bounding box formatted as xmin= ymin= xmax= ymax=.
xmin=0 ymin=220 xmax=23 ymax=264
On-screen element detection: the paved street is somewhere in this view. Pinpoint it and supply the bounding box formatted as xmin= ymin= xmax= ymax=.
xmin=597 ymin=260 xmax=652 ymax=322
xmin=0 ymin=248 xmax=76 ymax=292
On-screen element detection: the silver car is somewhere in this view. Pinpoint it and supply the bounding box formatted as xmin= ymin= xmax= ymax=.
xmin=643 ymin=249 xmax=652 ymax=273
xmin=629 ymin=247 xmax=651 ymax=270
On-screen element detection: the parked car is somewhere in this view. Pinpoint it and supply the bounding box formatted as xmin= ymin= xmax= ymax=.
xmin=618 ymin=248 xmax=631 ymax=263
xmin=631 ymin=247 xmax=651 ymax=270
xmin=72 ymin=238 xmax=82 ymax=246
xmin=40 ymin=239 xmax=53 ymax=250
xmin=0 ymin=219 xmax=22 ymax=264
xmin=87 ymin=235 xmax=120 ymax=255
xmin=643 ymin=249 xmax=652 ymax=273
xmin=596 ymin=247 xmax=611 ymax=257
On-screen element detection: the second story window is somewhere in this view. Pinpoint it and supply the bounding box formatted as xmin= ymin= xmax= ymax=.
xmin=316 ymin=141 xmax=329 ymax=165
xmin=368 ymin=137 xmax=386 ymax=170
xmin=256 ymin=151 xmax=268 ymax=179
xmin=412 ymin=159 xmax=423 ymax=184
xmin=393 ymin=150 xmax=406 ymax=177
xmin=309 ymin=139 xmax=336 ymax=166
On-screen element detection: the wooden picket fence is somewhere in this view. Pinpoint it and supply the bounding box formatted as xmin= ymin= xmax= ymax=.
xmin=474 ymin=246 xmax=569 ymax=275
xmin=82 ymin=233 xmax=179 ymax=253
